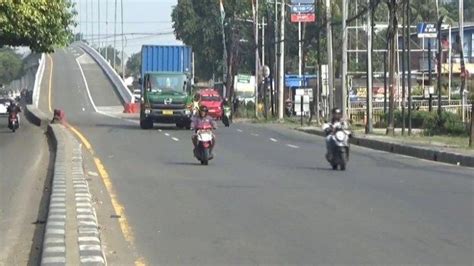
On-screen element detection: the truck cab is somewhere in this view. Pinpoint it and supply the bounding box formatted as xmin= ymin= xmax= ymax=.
xmin=139 ymin=45 xmax=193 ymax=129
xmin=140 ymin=72 xmax=192 ymax=129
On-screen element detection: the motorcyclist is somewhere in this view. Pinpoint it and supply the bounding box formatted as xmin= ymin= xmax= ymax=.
xmin=323 ymin=108 xmax=349 ymax=161
xmin=7 ymin=100 xmax=21 ymax=127
xmin=191 ymin=105 xmax=217 ymax=155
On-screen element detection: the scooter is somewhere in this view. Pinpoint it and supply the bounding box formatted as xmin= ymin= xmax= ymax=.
xmin=8 ymin=112 xmax=19 ymax=133
xmin=323 ymin=122 xmax=351 ymax=170
xmin=222 ymin=106 xmax=231 ymax=127
xmin=193 ymin=123 xmax=215 ymax=165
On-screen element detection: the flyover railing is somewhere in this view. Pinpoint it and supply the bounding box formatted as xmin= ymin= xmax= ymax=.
xmin=75 ymin=41 xmax=133 ymax=104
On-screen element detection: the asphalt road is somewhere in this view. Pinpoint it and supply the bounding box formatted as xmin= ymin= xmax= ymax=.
xmin=0 ymin=114 xmax=52 ymax=265
xmin=46 ymin=47 xmax=474 ymax=265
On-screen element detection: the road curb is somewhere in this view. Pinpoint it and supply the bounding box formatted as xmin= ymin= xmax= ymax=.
xmin=298 ymin=128 xmax=474 ymax=168
xmin=41 ymin=124 xmax=106 ymax=266
xmin=25 ymin=104 xmax=49 ymax=129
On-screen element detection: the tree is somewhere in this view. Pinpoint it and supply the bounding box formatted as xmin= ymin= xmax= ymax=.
xmin=126 ymin=52 xmax=141 ymax=78
xmin=99 ymin=45 xmax=121 ymax=70
xmin=0 ymin=1 xmax=76 ymax=53
xmin=0 ymin=48 xmax=23 ymax=85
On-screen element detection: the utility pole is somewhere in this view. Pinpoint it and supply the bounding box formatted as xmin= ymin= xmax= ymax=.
xmin=315 ymin=0 xmax=322 ymax=124
xmin=262 ymin=16 xmax=265 ymax=66
xmin=342 ymin=0 xmax=348 ymax=118
xmin=437 ymin=16 xmax=444 ymax=118
xmin=85 ymin=0 xmax=88 ymax=42
xmin=428 ymin=39 xmax=432 ymax=112
xmin=273 ymin=0 xmax=278 ymax=116
xmin=278 ymin=0 xmax=285 ymax=120
xmin=401 ymin=0 xmax=406 ymax=135
xmin=407 ymin=0 xmax=412 ymax=135
xmin=121 ymin=0 xmax=125 ymax=78
xmin=91 ymin=0 xmax=94 ymax=46
xmin=254 ymin=0 xmax=260 ymax=118
xmin=326 ymin=0 xmax=334 ymax=113
xmin=105 ymin=0 xmax=109 ymax=62
xmin=366 ymin=0 xmax=373 ymax=133
xmin=113 ymin=0 xmax=117 ymax=70
xmin=98 ymin=0 xmax=101 ymax=52
xmin=459 ymin=0 xmax=466 ymax=123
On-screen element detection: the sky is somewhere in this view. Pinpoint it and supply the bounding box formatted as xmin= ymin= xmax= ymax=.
xmin=73 ymin=0 xmax=181 ymax=57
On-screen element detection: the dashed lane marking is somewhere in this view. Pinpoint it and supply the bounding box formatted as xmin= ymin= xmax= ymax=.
xmin=286 ymin=144 xmax=300 ymax=149
xmin=164 ymin=133 xmax=170 ymax=137
xmin=270 ymin=138 xmax=278 ymax=142
xmin=171 ymin=137 xmax=180 ymax=142
xmin=237 ymin=129 xmax=243 ymax=132
xmin=251 ymin=133 xmax=260 ymax=137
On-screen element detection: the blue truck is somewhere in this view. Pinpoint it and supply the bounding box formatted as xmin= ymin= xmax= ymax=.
xmin=139 ymin=45 xmax=193 ymax=129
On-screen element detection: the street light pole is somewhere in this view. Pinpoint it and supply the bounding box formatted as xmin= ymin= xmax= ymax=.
xmin=256 ymin=0 xmax=260 ymax=118
xmin=342 ymin=0 xmax=348 ymax=118
xmin=278 ymin=0 xmax=285 ymax=120
xmin=113 ymin=0 xmax=117 ymax=70
xmin=98 ymin=0 xmax=101 ymax=51
xmin=366 ymin=0 xmax=373 ymax=134
xmin=121 ymin=0 xmax=125 ymax=78
xmin=325 ymin=0 xmax=334 ymax=114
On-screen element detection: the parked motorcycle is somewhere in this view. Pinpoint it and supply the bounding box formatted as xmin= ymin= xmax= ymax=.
xmin=323 ymin=122 xmax=351 ymax=170
xmin=194 ymin=123 xmax=215 ymax=165
xmin=8 ymin=112 xmax=19 ymax=133
xmin=222 ymin=105 xmax=231 ymax=127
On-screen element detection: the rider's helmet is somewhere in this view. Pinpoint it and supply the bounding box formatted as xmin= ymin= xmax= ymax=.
xmin=332 ymin=108 xmax=342 ymax=121
xmin=199 ymin=105 xmax=209 ymax=117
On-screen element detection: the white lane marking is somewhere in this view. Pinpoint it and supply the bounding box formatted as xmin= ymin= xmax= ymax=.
xmin=75 ymin=54 xmax=98 ymax=112
xmin=87 ymin=171 xmax=99 ymax=177
xmin=158 ymin=129 xmax=162 ymax=132
xmin=237 ymin=129 xmax=243 ymax=132
xmin=286 ymin=144 xmax=300 ymax=149
xmin=164 ymin=133 xmax=170 ymax=137
xmin=171 ymin=137 xmax=179 ymax=142
xmin=270 ymin=138 xmax=278 ymax=142
xmin=251 ymin=133 xmax=259 ymax=137
xmin=82 ymin=107 xmax=86 ymax=111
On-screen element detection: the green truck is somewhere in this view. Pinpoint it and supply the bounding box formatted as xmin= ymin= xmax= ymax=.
xmin=139 ymin=45 xmax=193 ymax=129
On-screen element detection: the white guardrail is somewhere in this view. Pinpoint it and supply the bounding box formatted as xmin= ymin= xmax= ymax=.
xmin=32 ymin=53 xmax=46 ymax=108
xmin=76 ymin=42 xmax=134 ymax=104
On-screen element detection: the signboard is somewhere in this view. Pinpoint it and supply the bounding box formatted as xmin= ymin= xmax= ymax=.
xmin=290 ymin=0 xmax=315 ymax=3
xmin=285 ymin=75 xmax=304 ymax=87
xmin=295 ymin=87 xmax=314 ymax=101
xmin=291 ymin=13 xmax=316 ymax=23
xmin=417 ymin=23 xmax=437 ymax=38
xmin=291 ymin=5 xmax=315 ymax=13
xmin=295 ymin=89 xmax=311 ymax=117
xmin=234 ymin=75 xmax=255 ymax=103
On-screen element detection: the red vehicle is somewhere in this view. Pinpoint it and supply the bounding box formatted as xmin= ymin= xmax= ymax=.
xmin=196 ymin=89 xmax=223 ymax=119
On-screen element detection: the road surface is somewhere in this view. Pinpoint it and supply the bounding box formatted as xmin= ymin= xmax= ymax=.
xmin=40 ymin=46 xmax=473 ymax=265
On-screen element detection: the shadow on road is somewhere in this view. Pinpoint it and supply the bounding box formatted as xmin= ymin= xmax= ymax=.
xmin=27 ymin=131 xmax=55 ymax=266
xmin=164 ymin=161 xmax=201 ymax=166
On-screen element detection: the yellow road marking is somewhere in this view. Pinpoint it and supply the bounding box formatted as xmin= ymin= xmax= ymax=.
xmin=67 ymin=124 xmax=145 ymax=265
xmin=48 ymin=54 xmax=54 ymax=113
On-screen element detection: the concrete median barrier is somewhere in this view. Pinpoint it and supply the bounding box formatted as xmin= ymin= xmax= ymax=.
xmin=41 ymin=124 xmax=106 ymax=266
xmin=25 ymin=104 xmax=50 ymax=129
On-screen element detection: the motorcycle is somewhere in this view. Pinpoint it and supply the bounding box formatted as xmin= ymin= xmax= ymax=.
xmin=8 ymin=112 xmax=19 ymax=133
xmin=323 ymin=122 xmax=351 ymax=170
xmin=193 ymin=123 xmax=215 ymax=165
xmin=222 ymin=106 xmax=231 ymax=127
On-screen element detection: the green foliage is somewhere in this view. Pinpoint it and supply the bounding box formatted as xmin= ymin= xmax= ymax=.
xmin=0 ymin=48 xmax=23 ymax=85
xmin=126 ymin=52 xmax=141 ymax=78
xmin=386 ymin=110 xmax=467 ymax=136
xmin=99 ymin=46 xmax=121 ymax=70
xmin=0 ymin=0 xmax=76 ymax=53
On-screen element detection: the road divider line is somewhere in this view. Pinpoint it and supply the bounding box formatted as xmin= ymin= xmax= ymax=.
xmin=251 ymin=133 xmax=260 ymax=137
xmin=164 ymin=133 xmax=170 ymax=137
xmin=75 ymin=54 xmax=98 ymax=112
xmin=270 ymin=138 xmax=278 ymax=142
xmin=237 ymin=129 xmax=243 ymax=132
xmin=171 ymin=137 xmax=180 ymax=142
xmin=286 ymin=144 xmax=300 ymax=149
xmin=67 ymin=124 xmax=144 ymax=264
xmin=48 ymin=54 xmax=54 ymax=113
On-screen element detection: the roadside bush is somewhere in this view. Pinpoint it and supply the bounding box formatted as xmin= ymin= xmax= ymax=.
xmin=382 ymin=110 xmax=467 ymax=136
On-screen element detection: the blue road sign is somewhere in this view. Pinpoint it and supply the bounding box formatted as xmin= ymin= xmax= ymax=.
xmin=290 ymin=0 xmax=315 ymax=4
xmin=417 ymin=23 xmax=437 ymax=38
xmin=291 ymin=5 xmax=315 ymax=13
